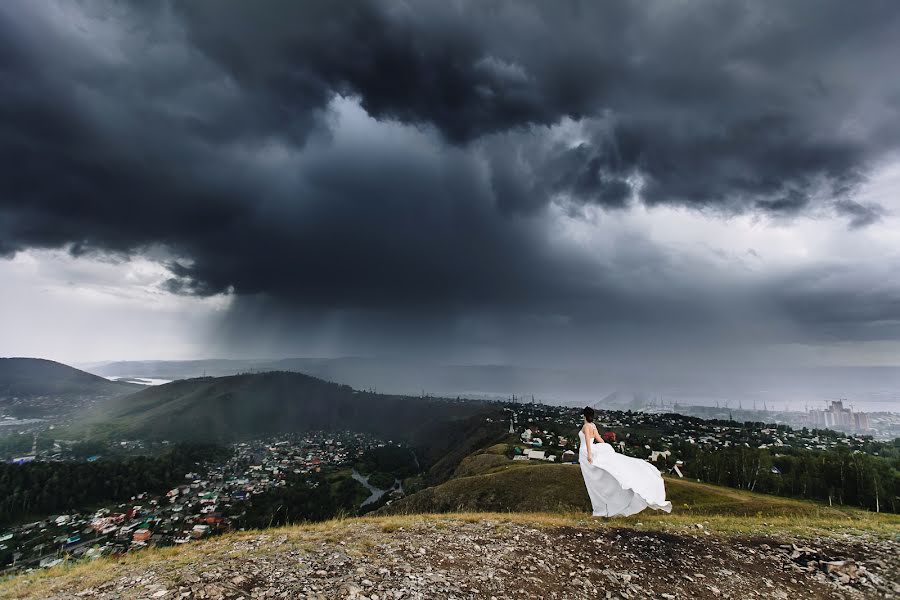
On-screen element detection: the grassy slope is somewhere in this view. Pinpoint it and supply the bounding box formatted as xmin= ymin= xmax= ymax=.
xmin=380 ymin=446 xmax=899 ymax=526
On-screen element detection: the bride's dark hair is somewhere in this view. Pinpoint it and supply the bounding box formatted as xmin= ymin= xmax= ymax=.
xmin=582 ymin=406 xmax=594 ymax=423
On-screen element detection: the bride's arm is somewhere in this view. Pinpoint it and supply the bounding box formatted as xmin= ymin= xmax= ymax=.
xmin=591 ymin=424 xmax=605 ymax=444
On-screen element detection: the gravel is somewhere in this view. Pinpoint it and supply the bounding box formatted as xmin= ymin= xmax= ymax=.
xmin=8 ymin=518 xmax=898 ymax=600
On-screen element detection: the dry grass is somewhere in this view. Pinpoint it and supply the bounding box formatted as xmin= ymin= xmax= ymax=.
xmin=4 ymin=455 xmax=898 ymax=599
xmin=2 ymin=509 xmax=897 ymax=599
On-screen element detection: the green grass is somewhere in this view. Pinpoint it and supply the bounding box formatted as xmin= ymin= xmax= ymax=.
xmin=363 ymin=471 xmax=392 ymax=489
xmin=451 ymin=452 xmax=513 ymax=477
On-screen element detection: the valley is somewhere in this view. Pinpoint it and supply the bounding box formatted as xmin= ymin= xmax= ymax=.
xmin=0 ymin=358 xmax=898 ymax=598
xmin=6 ymin=6 xmax=900 ymax=597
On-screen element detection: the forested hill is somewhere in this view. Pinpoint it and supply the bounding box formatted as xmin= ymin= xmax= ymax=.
xmin=80 ymin=371 xmax=502 ymax=447
xmin=0 ymin=357 xmax=140 ymax=398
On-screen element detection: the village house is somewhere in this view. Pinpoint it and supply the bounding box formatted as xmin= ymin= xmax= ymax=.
xmin=526 ymin=449 xmax=546 ymax=460
xmin=132 ymin=529 xmax=151 ymax=543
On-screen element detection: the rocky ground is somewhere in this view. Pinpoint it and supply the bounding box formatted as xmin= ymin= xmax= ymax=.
xmin=2 ymin=516 xmax=898 ymax=600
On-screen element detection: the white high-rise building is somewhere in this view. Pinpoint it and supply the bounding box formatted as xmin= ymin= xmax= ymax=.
xmin=808 ymin=400 xmax=868 ymax=431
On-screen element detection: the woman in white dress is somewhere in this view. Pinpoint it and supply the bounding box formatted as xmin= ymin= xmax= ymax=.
xmin=579 ymin=406 xmax=672 ymax=517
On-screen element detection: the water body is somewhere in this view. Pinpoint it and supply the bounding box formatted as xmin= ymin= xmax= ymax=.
xmin=0 ymin=417 xmax=44 ymax=427
xmin=107 ymin=377 xmax=172 ymax=386
xmin=351 ymin=469 xmax=385 ymax=506
xmin=351 ymin=469 xmax=403 ymax=507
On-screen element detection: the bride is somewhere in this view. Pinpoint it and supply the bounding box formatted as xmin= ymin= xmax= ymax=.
xmin=579 ymin=406 xmax=672 ymax=517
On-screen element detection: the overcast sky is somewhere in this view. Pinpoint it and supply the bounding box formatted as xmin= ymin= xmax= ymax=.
xmin=2 ymin=0 xmax=900 ymax=371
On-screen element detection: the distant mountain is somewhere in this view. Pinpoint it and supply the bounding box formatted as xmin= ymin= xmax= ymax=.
xmin=0 ymin=357 xmax=140 ymax=399
xmin=83 ymin=357 xmax=612 ymax=404
xmin=85 ymin=358 xmax=900 ymax=413
xmin=0 ymin=358 xmax=143 ymax=418
xmin=79 ymin=371 xmax=501 ymax=449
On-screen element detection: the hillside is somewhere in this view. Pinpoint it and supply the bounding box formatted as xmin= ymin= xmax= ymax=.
xmin=2 ymin=440 xmax=898 ymax=598
xmin=379 ymin=446 xmax=891 ymax=520
xmin=78 ymin=371 xmax=501 ymax=451
xmin=2 ymin=511 xmax=897 ymax=600
xmin=0 ymin=358 xmax=141 ymax=417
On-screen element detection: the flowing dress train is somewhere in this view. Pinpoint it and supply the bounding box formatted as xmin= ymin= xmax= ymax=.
xmin=578 ymin=430 xmax=673 ymax=517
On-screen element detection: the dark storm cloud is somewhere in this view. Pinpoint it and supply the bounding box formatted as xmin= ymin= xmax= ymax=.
xmin=1 ymin=0 xmax=900 ymax=351
xmin=174 ymin=0 xmax=900 ymax=215
xmin=833 ymin=199 xmax=886 ymax=229
xmin=769 ymin=262 xmax=900 ymax=342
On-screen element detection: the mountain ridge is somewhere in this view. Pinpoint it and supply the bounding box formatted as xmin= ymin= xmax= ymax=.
xmin=0 ymin=358 xmax=140 ymax=397
xmin=0 ymin=358 xmax=142 ymax=418
xmin=77 ymin=371 xmax=504 ymax=464
xmin=84 ymin=357 xmax=900 ymax=412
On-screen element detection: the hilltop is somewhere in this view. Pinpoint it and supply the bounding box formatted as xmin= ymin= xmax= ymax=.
xmin=2 ymin=511 xmax=897 ymax=600
xmin=0 ymin=358 xmax=140 ymax=417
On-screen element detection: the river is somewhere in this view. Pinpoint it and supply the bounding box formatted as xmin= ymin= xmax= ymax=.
xmin=351 ymin=469 xmax=404 ymax=507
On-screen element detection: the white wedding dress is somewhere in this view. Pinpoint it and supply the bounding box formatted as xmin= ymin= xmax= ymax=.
xmin=578 ymin=427 xmax=672 ymax=517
